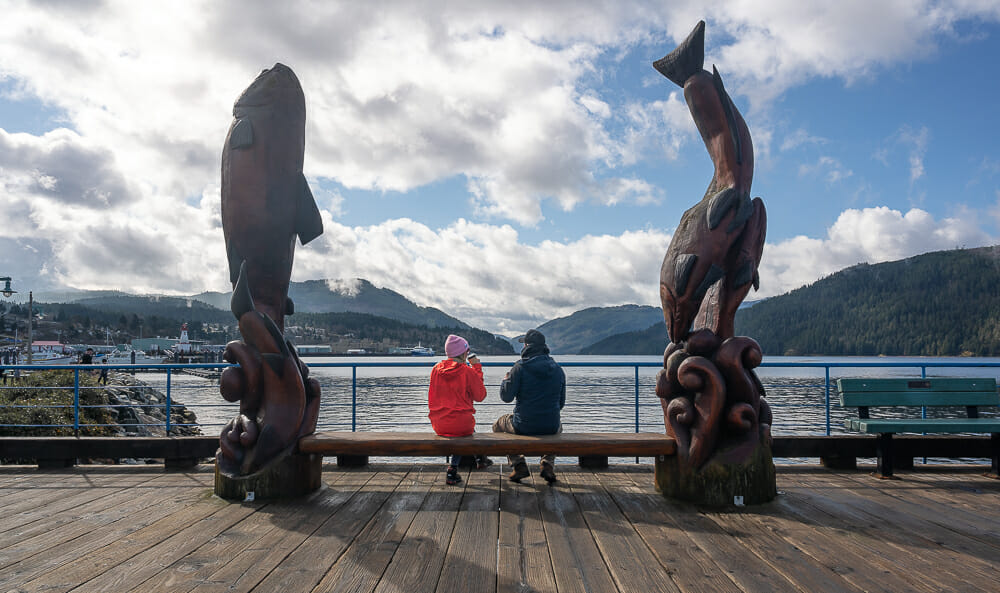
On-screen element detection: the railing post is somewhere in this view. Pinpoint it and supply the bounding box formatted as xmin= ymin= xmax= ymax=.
xmin=634 ymin=365 xmax=640 ymax=433
xmin=166 ymin=368 xmax=172 ymax=435
xmin=73 ymin=368 xmax=80 ymax=435
xmin=352 ymin=366 xmax=357 ymax=432
xmin=635 ymin=364 xmax=640 ymax=464
xmin=825 ymin=366 xmax=831 ymax=436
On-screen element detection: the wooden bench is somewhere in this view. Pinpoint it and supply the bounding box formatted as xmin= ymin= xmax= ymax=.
xmin=837 ymin=377 xmax=1000 ymax=477
xmin=297 ymin=431 xmax=676 ymax=468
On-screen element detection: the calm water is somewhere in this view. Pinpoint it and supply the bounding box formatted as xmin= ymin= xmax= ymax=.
xmin=149 ymin=354 xmax=1000 ymax=438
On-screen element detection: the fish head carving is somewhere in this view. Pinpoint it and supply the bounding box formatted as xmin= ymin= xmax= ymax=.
xmin=234 ymin=63 xmax=304 ymax=112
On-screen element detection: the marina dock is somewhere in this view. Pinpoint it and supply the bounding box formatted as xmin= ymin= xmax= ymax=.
xmin=1 ymin=463 xmax=998 ymax=592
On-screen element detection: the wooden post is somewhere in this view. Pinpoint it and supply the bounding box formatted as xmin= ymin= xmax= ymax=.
xmin=214 ymin=451 xmax=323 ymax=500
xmin=655 ymin=429 xmax=776 ymax=506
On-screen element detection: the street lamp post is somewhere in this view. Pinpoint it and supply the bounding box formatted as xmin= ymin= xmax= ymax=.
xmin=0 ymin=277 xmax=19 ymax=362
xmin=26 ymin=292 xmax=33 ymax=365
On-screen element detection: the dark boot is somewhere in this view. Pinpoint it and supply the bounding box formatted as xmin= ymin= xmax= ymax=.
xmin=508 ymin=461 xmax=530 ymax=483
xmin=446 ymin=465 xmax=462 ymax=485
xmin=540 ymin=461 xmax=557 ymax=484
xmin=475 ymin=455 xmax=493 ymax=469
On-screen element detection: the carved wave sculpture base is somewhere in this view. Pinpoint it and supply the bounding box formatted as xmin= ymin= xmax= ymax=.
xmin=654 ymin=329 xmax=776 ymax=505
xmin=214 ymin=451 xmax=322 ymax=501
xmin=654 ymin=426 xmax=776 ymax=506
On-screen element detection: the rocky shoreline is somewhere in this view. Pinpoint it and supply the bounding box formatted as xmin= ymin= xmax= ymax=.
xmin=101 ymin=372 xmax=202 ymax=437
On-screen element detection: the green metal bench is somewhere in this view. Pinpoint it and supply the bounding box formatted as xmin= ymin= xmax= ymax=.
xmin=837 ymin=377 xmax=1000 ymax=477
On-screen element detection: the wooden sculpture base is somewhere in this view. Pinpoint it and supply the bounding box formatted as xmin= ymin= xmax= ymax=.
xmin=214 ymin=450 xmax=323 ymax=500
xmin=655 ymin=436 xmax=776 ymax=506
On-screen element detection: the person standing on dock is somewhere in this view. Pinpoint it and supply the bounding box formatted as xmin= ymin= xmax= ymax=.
xmin=428 ymin=334 xmax=488 ymax=485
xmin=493 ymin=329 xmax=566 ymax=484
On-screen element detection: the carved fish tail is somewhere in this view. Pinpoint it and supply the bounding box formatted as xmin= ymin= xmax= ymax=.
xmin=653 ymin=20 xmax=705 ymax=87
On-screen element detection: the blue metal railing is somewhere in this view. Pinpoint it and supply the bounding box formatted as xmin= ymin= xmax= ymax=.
xmin=1 ymin=360 xmax=999 ymax=435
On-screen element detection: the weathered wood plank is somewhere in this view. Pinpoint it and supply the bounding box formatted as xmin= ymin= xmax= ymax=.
xmin=436 ymin=466 xmax=500 ymax=593
xmin=699 ymin=504 xmax=864 ymax=593
xmin=890 ymin=469 xmax=1000 ymax=515
xmin=132 ymin=472 xmax=358 ymax=593
xmin=721 ymin=504 xmax=921 ymax=593
xmin=592 ymin=469 xmax=745 ymax=593
xmin=0 ymin=478 xmax=208 ymax=588
xmin=300 ymin=431 xmax=676 ymax=457
xmin=498 ymin=464 xmax=558 ymax=593
xmin=789 ymin=470 xmax=1000 ymax=590
xmin=566 ymin=469 xmax=681 ymax=593
xmin=832 ymin=469 xmax=1000 ymax=551
xmin=767 ymin=477 xmax=952 ymax=593
xmin=617 ymin=469 xmax=802 ymax=593
xmin=370 ymin=466 xmax=467 ymax=593
xmin=244 ymin=470 xmax=409 ymax=592
xmin=14 ymin=493 xmax=254 ymax=593
xmin=0 ymin=478 xmax=135 ymax=522
xmin=311 ymin=467 xmax=436 ymax=593
xmin=180 ymin=471 xmax=376 ymax=593
xmin=535 ymin=467 xmax=620 ymax=593
xmin=0 ymin=470 xmax=201 ymax=555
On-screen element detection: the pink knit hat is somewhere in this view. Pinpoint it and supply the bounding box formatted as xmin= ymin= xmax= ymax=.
xmin=444 ymin=334 xmax=469 ymax=358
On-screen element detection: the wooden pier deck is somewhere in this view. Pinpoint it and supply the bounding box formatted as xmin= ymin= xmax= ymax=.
xmin=1 ymin=463 xmax=998 ymax=592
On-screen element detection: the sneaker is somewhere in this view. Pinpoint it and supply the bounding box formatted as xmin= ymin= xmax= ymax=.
xmin=508 ymin=462 xmax=530 ymax=483
xmin=446 ymin=466 xmax=462 ymax=485
xmin=540 ymin=462 xmax=557 ymax=484
xmin=475 ymin=456 xmax=494 ymax=470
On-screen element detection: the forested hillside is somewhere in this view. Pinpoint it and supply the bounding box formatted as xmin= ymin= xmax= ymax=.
xmin=294 ymin=312 xmax=513 ymax=354
xmin=193 ymin=279 xmax=468 ymax=329
xmin=581 ymin=246 xmax=1000 ymax=356
xmin=735 ymin=246 xmax=1000 ymax=356
xmin=535 ymin=305 xmax=663 ymax=354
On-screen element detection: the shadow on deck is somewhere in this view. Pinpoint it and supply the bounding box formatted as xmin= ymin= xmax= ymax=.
xmin=1 ymin=463 xmax=998 ymax=592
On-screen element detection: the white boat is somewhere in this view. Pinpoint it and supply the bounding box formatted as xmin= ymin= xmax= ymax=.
xmin=410 ymin=345 xmax=435 ymax=356
xmin=27 ymin=351 xmax=77 ymax=365
xmin=103 ymin=348 xmax=161 ymax=365
xmin=27 ymin=341 xmax=77 ymax=365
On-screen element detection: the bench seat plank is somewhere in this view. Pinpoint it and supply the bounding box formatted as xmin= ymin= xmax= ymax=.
xmin=846 ymin=418 xmax=1000 ymax=434
xmin=299 ymin=431 xmax=676 ymax=457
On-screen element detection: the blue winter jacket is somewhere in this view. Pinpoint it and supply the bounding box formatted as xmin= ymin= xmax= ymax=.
xmin=499 ymin=352 xmax=565 ymax=435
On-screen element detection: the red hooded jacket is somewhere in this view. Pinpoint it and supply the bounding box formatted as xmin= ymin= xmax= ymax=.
xmin=428 ymin=359 xmax=487 ymax=437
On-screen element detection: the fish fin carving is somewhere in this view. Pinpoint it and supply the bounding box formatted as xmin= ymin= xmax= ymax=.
xmin=733 ymin=260 xmax=754 ymax=289
xmin=674 ymin=254 xmax=698 ymax=295
xmin=229 ymin=118 xmax=253 ymax=149
xmin=226 ymin=241 xmax=243 ymax=285
xmin=295 ymin=174 xmax=324 ymax=245
xmin=231 ymin=261 xmax=254 ymax=320
xmin=711 ymin=66 xmax=742 ymax=166
xmin=706 ymin=187 xmax=739 ymax=230
xmin=693 ymin=264 xmax=724 ymax=299
xmin=653 ymin=20 xmax=705 ymax=87
xmin=285 ymin=297 xmax=295 ymax=316
xmin=727 ymin=193 xmax=754 ymax=233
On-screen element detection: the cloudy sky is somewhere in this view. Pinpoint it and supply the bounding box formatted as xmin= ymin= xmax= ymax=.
xmin=2 ymin=1 xmax=999 ymax=335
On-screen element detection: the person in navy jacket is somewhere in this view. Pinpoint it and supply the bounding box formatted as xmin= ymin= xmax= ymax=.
xmin=493 ymin=329 xmax=566 ymax=483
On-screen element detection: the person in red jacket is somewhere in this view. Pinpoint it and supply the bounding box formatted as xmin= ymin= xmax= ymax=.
xmin=428 ymin=334 xmax=487 ymax=484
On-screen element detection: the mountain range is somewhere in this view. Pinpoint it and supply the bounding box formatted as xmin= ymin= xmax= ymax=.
xmin=26 ymin=245 xmax=1000 ymax=356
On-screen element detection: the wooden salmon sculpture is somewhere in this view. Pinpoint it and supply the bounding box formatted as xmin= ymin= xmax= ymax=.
xmin=655 ymin=21 xmax=766 ymax=344
xmin=653 ymin=23 xmax=771 ymax=473
xmin=221 ymin=62 xmax=323 ymax=330
xmin=218 ymin=63 xmax=323 ymax=476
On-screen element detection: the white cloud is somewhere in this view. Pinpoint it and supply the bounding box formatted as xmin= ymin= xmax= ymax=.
xmin=758 ymin=206 xmax=996 ymax=298
xmin=0 ymin=1 xmax=998 ymax=333
xmin=781 ymin=128 xmax=827 ymax=151
xmin=798 ymin=156 xmax=853 ymax=185
xmin=293 ymin=218 xmax=669 ymax=334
